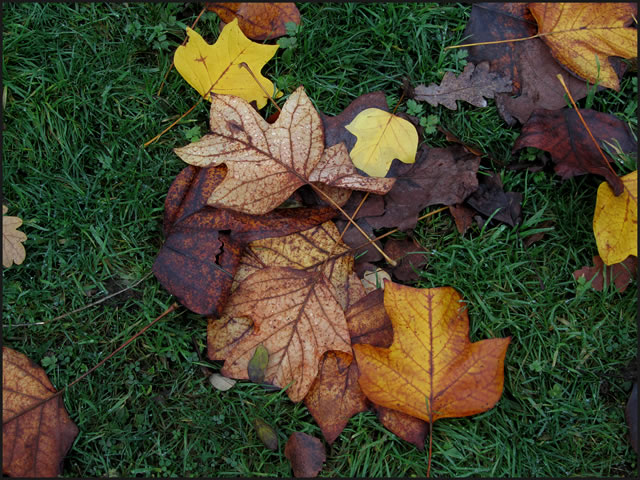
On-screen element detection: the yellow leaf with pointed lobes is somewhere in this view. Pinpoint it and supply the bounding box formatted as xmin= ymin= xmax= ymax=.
xmin=593 ymin=170 xmax=637 ymax=265
xmin=345 ymin=108 xmax=418 ymax=177
xmin=174 ymin=19 xmax=279 ymax=108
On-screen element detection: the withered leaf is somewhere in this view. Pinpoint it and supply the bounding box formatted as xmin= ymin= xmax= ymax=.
xmin=383 ymin=238 xmax=429 ymax=283
xmin=209 ymin=373 xmax=237 ymax=391
xmin=253 ymin=418 xmax=279 ymax=451
xmin=220 ymin=267 xmax=352 ymax=402
xmin=374 ymin=405 xmax=428 ymax=451
xmin=207 ymin=2 xmax=300 ymax=41
xmin=3 ymin=347 xmax=78 ymax=477
xmin=573 ymin=255 xmax=637 ymax=293
xmin=465 ymin=172 xmax=522 ymax=227
xmin=334 ymin=217 xmax=383 ymax=264
xmin=413 ymin=62 xmax=511 ymax=110
xmin=248 ymin=344 xmax=269 ymax=384
xmin=153 ymin=166 xmax=336 ymax=316
xmin=514 ymin=109 xmax=635 ymax=195
xmin=174 ymin=87 xmax=393 ymax=215
xmin=346 ymin=289 xmax=393 ymax=348
xmin=626 ymin=383 xmax=638 ymax=453
xmin=366 ymin=145 xmax=480 ymax=231
xmin=3 ymin=205 xmax=27 ymax=269
xmin=285 ymin=432 xmax=326 ymax=478
xmin=463 ymin=3 xmax=619 ymax=125
xmin=361 ymin=268 xmax=392 ymax=294
xmin=449 ymin=204 xmax=476 ymax=235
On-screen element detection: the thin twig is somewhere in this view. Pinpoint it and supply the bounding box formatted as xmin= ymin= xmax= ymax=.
xmin=144 ymin=98 xmax=204 ymax=147
xmin=3 ymin=272 xmax=154 ymax=328
xmin=239 ymin=62 xmax=282 ymax=113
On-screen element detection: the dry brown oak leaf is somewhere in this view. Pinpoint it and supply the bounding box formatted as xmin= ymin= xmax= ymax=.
xmin=3 ymin=347 xmax=78 ymax=477
xmin=207 ymin=2 xmax=300 ymax=41
xmin=463 ymin=3 xmax=624 ymax=125
xmin=413 ymin=61 xmax=512 ymax=110
xmin=513 ymin=108 xmax=637 ymax=196
xmin=174 ymin=86 xmax=394 ymax=215
xmin=2 ymin=205 xmax=27 ymax=268
xmin=354 ymin=281 xmax=510 ymax=423
xmin=153 ymin=165 xmax=337 ymax=315
xmin=219 ymin=267 xmax=352 ymax=402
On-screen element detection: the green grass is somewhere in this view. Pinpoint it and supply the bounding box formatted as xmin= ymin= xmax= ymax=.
xmin=2 ymin=2 xmax=637 ymax=477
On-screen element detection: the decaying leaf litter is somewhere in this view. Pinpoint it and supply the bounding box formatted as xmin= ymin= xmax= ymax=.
xmin=2 ymin=2 xmax=637 ymax=475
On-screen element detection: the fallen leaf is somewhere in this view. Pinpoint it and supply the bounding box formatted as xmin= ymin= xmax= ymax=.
xmin=513 ymin=108 xmax=636 ymax=195
xmin=174 ymin=20 xmax=279 ymax=107
xmin=465 ymin=172 xmax=522 ymax=227
xmin=248 ymin=344 xmax=269 ymax=383
xmin=366 ymin=146 xmax=481 ymax=231
xmin=174 ymin=87 xmax=393 ymax=215
xmin=3 ymin=347 xmax=78 ymax=477
xmin=362 ymin=268 xmax=392 ymax=293
xmin=253 ymin=418 xmax=279 ymax=451
xmin=449 ymin=204 xmax=476 ymax=235
xmin=383 ymin=238 xmax=429 ymax=283
xmin=334 ymin=218 xmax=383 ymax=264
xmin=285 ymin=432 xmax=326 ymax=477
xmin=345 ymin=108 xmax=418 ymax=177
xmin=206 ymin=3 xmax=300 ymax=40
xmin=522 ymin=220 xmax=554 ymax=247
xmin=220 ymin=267 xmax=352 ymax=402
xmin=208 ymin=316 xmax=253 ymax=361
xmin=529 ymin=3 xmax=637 ymax=91
xmin=3 ymin=205 xmax=27 ymax=268
xmin=413 ymin=62 xmax=512 ymax=110
xmin=209 ymin=373 xmax=237 ymax=391
xmin=346 ymin=289 xmax=393 ymax=348
xmin=573 ymin=255 xmax=637 ymax=293
xmin=153 ymin=165 xmax=337 ymax=316
xmin=626 ymin=383 xmax=638 ymax=453
xmin=463 ymin=3 xmax=612 ymax=124
xmin=353 ymin=281 xmax=510 ymax=422
xmin=593 ymin=170 xmax=637 ymax=265
xmin=374 ymin=405 xmax=429 ymax=450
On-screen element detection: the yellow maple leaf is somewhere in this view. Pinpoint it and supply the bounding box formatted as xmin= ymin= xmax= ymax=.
xmin=2 ymin=205 xmax=27 ymax=268
xmin=345 ymin=108 xmax=418 ymax=177
xmin=174 ymin=19 xmax=279 ymax=108
xmin=529 ymin=3 xmax=637 ymax=91
xmin=593 ymin=170 xmax=637 ymax=265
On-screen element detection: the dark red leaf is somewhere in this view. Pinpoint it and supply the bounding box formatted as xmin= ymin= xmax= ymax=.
xmin=383 ymin=238 xmax=429 ymax=283
xmin=284 ymin=432 xmax=326 ymax=477
xmin=465 ymin=172 xmax=522 ymax=227
xmin=573 ymin=255 xmax=637 ymax=293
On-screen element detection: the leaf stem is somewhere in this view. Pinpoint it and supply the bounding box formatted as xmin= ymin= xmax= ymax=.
xmin=239 ymin=62 xmax=282 ymax=113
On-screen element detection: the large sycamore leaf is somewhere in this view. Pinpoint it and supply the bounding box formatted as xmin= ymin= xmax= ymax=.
xmin=345 ymin=108 xmax=418 ymax=177
xmin=413 ymin=62 xmax=512 ymax=110
xmin=3 ymin=347 xmax=78 ymax=477
xmin=2 ymin=205 xmax=27 ymax=268
xmin=529 ymin=3 xmax=637 ymax=91
xmin=593 ymin=170 xmax=637 ymax=265
xmin=174 ymin=20 xmax=278 ymax=108
xmin=354 ymin=282 xmax=510 ymax=423
xmin=175 ymin=87 xmax=394 ymax=215
xmin=220 ymin=267 xmax=352 ymax=402
xmin=206 ymin=3 xmax=300 ymax=41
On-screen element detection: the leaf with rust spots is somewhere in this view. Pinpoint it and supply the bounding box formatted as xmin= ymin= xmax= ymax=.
xmin=514 ymin=109 xmax=635 ymax=195
xmin=529 ymin=3 xmax=637 ymax=91
xmin=465 ymin=172 xmax=522 ymax=227
xmin=413 ymin=62 xmax=511 ymax=110
xmin=174 ymin=87 xmax=394 ymax=215
xmin=365 ymin=145 xmax=480 ymax=231
xmin=208 ymin=316 xmax=253 ymax=361
xmin=353 ymin=282 xmax=510 ymax=423
xmin=285 ymin=432 xmax=326 ymax=477
xmin=374 ymin=405 xmax=429 ymax=450
xmin=593 ymin=171 xmax=637 ymax=265
xmin=3 ymin=347 xmax=78 ymax=477
xmin=463 ymin=3 xmax=621 ymax=124
xmin=220 ymin=267 xmax=351 ymax=402
xmin=174 ymin=21 xmax=279 ymax=108
xmin=153 ymin=165 xmax=337 ymax=316
xmin=573 ymin=255 xmax=637 ymax=293
xmin=207 ymin=3 xmax=300 ymax=40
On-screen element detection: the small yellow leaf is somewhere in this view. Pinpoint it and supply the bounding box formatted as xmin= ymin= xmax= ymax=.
xmin=593 ymin=170 xmax=637 ymax=265
xmin=345 ymin=108 xmax=418 ymax=177
xmin=3 ymin=205 xmax=27 ymax=268
xmin=174 ymin=19 xmax=279 ymax=108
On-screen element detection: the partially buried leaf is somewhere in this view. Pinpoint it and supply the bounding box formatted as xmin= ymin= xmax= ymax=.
xmin=209 ymin=373 xmax=236 ymax=391
xmin=285 ymin=432 xmax=326 ymax=478
xmin=513 ymin=108 xmax=636 ymax=195
xmin=220 ymin=267 xmax=352 ymax=402
xmin=529 ymin=3 xmax=637 ymax=91
xmin=573 ymin=255 xmax=637 ymax=293
xmin=593 ymin=170 xmax=637 ymax=265
xmin=253 ymin=418 xmax=279 ymax=451
xmin=413 ymin=62 xmax=511 ymax=110
xmin=153 ymin=165 xmax=337 ymax=316
xmin=465 ymin=172 xmax=522 ymax=227
xmin=384 ymin=237 xmax=429 ymax=283
xmin=353 ymin=282 xmax=510 ymax=423
xmin=175 ymin=87 xmax=393 ymax=215
xmin=207 ymin=3 xmax=300 ymax=40
xmin=345 ymin=108 xmax=418 ymax=177
xmin=463 ymin=3 xmax=609 ymax=124
xmin=2 ymin=205 xmax=27 ymax=268
xmin=3 ymin=347 xmax=78 ymax=477
xmin=174 ymin=20 xmax=279 ymax=108
xmin=248 ymin=344 xmax=269 ymax=383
